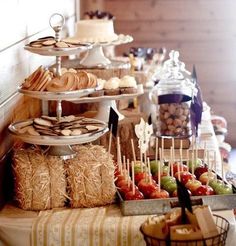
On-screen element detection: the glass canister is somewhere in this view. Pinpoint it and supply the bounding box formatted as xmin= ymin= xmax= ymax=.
xmin=151 ymin=50 xmax=197 ymax=138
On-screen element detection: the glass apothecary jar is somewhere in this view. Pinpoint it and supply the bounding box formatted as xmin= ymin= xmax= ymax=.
xmin=151 ymin=50 xmax=197 ymax=138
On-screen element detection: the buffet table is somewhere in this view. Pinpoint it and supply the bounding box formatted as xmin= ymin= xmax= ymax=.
xmin=0 ymin=103 xmax=235 ymax=246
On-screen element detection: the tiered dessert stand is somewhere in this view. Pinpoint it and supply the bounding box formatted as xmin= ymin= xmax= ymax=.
xmin=9 ymin=14 xmax=108 ymax=159
xmin=64 ymin=30 xmax=143 ymax=122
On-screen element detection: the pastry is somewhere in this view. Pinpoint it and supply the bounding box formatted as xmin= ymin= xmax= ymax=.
xmin=119 ymin=75 xmax=137 ymax=94
xmin=104 ymin=77 xmax=120 ymax=95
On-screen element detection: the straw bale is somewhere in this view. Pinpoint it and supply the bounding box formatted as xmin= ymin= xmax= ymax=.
xmin=66 ymin=144 xmax=116 ymax=208
xmin=12 ymin=147 xmax=66 ymax=210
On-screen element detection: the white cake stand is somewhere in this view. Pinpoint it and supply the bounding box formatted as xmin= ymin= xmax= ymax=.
xmin=70 ymin=84 xmax=144 ymax=122
xmin=64 ymin=34 xmax=133 ymax=67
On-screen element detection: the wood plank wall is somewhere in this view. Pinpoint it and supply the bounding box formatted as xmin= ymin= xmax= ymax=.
xmin=0 ymin=0 xmax=77 ymax=206
xmin=81 ymin=0 xmax=236 ymax=147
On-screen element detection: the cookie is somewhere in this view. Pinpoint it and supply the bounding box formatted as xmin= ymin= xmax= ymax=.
xmin=34 ymin=118 xmax=53 ymax=127
xmin=55 ymin=42 xmax=69 ymax=48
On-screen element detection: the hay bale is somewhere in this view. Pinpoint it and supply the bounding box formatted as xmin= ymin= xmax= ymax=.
xmin=12 ymin=147 xmax=66 ymax=210
xmin=65 ymin=144 xmax=116 ymax=208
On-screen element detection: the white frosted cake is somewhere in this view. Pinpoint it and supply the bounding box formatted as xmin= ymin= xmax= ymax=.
xmin=75 ymin=19 xmax=118 ymax=43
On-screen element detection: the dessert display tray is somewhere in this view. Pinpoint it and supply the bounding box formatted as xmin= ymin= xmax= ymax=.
xmin=9 ymin=119 xmax=108 ymax=146
xmin=64 ymin=34 xmax=133 ymax=47
xmin=70 ymin=84 xmax=144 ymax=103
xmin=18 ymin=86 xmax=99 ymax=101
xmin=117 ymin=187 xmax=236 ymax=216
xmin=24 ymin=44 xmax=92 ymax=56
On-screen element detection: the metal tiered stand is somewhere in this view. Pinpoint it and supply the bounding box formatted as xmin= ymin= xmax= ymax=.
xmin=9 ymin=13 xmax=108 ymax=159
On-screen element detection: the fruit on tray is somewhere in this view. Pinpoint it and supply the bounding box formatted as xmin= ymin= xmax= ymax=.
xmin=150 ymin=189 xmax=169 ymax=199
xmin=124 ymin=190 xmax=144 ymax=200
xmin=185 ymin=179 xmax=202 ymax=193
xmin=161 ymin=176 xmax=177 ymax=194
xmin=134 ymin=172 xmax=148 ymax=184
xmin=138 ymin=179 xmax=158 ymax=198
xmin=188 ymin=158 xmax=203 ymax=171
xmin=172 ymin=162 xmax=188 ymax=175
xmin=193 ymin=185 xmax=214 ymax=196
xmin=199 ymin=171 xmax=216 ymax=185
xmin=194 ymin=166 xmax=208 ymax=179
xmin=214 ymin=183 xmax=233 ymax=195
xmin=172 ymin=189 xmax=192 ymax=197
xmin=175 ymin=171 xmax=196 ymax=185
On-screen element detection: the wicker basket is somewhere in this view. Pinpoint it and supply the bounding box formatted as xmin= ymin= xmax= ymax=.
xmin=140 ymin=214 xmax=229 ymax=246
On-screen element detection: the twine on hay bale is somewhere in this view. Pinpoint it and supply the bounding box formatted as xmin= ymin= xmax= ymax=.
xmin=12 ymin=147 xmax=67 ymax=210
xmin=65 ymin=144 xmax=116 ymax=208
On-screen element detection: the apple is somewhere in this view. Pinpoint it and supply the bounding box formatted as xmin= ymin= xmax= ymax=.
xmin=119 ymin=183 xmax=138 ymax=197
xmin=209 ymin=179 xmax=224 ymax=190
xmin=193 ymin=185 xmax=214 ymax=196
xmin=214 ymin=184 xmax=233 ymax=195
xmin=150 ymin=189 xmax=169 ymax=199
xmin=188 ymin=158 xmax=203 ymax=171
xmin=116 ymin=178 xmax=131 ymax=188
xmin=134 ymin=161 xmax=145 ymax=174
xmin=134 ymin=172 xmax=148 ymax=184
xmin=185 ymin=179 xmax=202 ymax=193
xmin=180 ymin=171 xmax=196 ymax=185
xmin=194 ymin=166 xmax=208 ymax=179
xmin=161 ymin=176 xmax=176 ymax=187
xmin=150 ymin=160 xmax=161 ymax=174
xmin=172 ymin=162 xmax=188 ymax=174
xmin=199 ymin=171 xmax=216 ymax=185
xmin=125 ymin=190 xmax=144 ymax=200
xmin=163 ymin=180 xmax=177 ymax=194
xmin=115 ymin=175 xmax=125 ymax=185
xmin=138 ymin=179 xmax=158 ymax=198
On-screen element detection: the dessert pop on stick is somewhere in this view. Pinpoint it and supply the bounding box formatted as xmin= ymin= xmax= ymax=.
xmin=131 ymin=160 xmax=135 ymax=195
xmin=131 ymin=139 xmax=136 ymax=164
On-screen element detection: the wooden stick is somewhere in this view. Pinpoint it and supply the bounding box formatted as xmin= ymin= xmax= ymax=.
xmin=140 ymin=149 xmax=143 ymax=172
xmin=170 ymin=147 xmax=174 ymax=177
xmin=147 ymin=157 xmax=152 ymax=184
xmin=180 ymin=140 xmax=183 ymax=171
xmin=144 ymin=152 xmax=147 ymax=182
xmin=161 ymin=137 xmax=164 ymax=161
xmin=187 ymin=149 xmax=190 ymax=172
xmin=206 ymin=151 xmax=211 ymax=187
xmin=127 ymin=159 xmax=130 ymax=188
xmin=221 ymin=153 xmax=224 ymax=181
xmin=158 ymin=148 xmax=161 ymax=192
xmin=108 ymin=124 xmax=113 ymax=157
xmin=155 ymin=138 xmax=158 ymax=163
xmin=123 ymin=155 xmax=127 ymax=181
xmin=191 ymin=151 xmax=194 ymax=174
xmin=172 ymin=138 xmax=175 ymax=162
xmin=214 ymin=151 xmax=217 ymax=181
xmin=131 ymin=139 xmax=136 ymax=164
xmin=203 ymin=141 xmax=207 ymax=164
xmin=131 ymin=160 xmax=135 ymax=195
xmin=117 ymin=137 xmax=122 ymax=173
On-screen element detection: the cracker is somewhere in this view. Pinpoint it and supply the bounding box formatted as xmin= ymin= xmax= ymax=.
xmin=60 ymin=129 xmax=72 ymax=136
xmin=34 ymin=118 xmax=53 ymax=127
xmin=42 ymin=40 xmax=56 ymax=46
xmin=27 ymin=126 xmax=40 ymax=136
xmin=55 ymin=42 xmax=69 ymax=48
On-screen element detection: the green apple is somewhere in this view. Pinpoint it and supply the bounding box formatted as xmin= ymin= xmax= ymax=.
xmin=163 ymin=180 xmax=177 ymax=194
xmin=161 ymin=176 xmax=175 ymax=187
xmin=215 ymin=184 xmax=233 ymax=195
xmin=134 ymin=161 xmax=145 ymax=174
xmin=209 ymin=179 xmax=224 ymax=190
xmin=188 ymin=158 xmax=202 ymax=171
xmin=150 ymin=160 xmax=161 ymax=174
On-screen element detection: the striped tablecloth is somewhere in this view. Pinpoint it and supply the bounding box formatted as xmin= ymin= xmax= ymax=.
xmin=31 ymin=205 xmax=148 ymax=246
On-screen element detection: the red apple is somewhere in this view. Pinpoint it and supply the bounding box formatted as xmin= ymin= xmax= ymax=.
xmin=172 ymin=162 xmax=188 ymax=174
xmin=119 ymin=183 xmax=138 ymax=197
xmin=199 ymin=171 xmax=216 ymax=185
xmin=134 ymin=172 xmax=148 ymax=184
xmin=116 ymin=179 xmax=131 ymax=188
xmin=125 ymin=190 xmax=144 ymax=200
xmin=193 ymin=185 xmax=214 ymax=196
xmin=150 ymin=189 xmax=169 ymax=199
xmin=185 ymin=179 xmax=202 ymax=193
xmin=180 ymin=171 xmax=196 ymax=185
xmin=194 ymin=166 xmax=208 ymax=179
xmin=138 ymin=179 xmax=158 ymax=198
